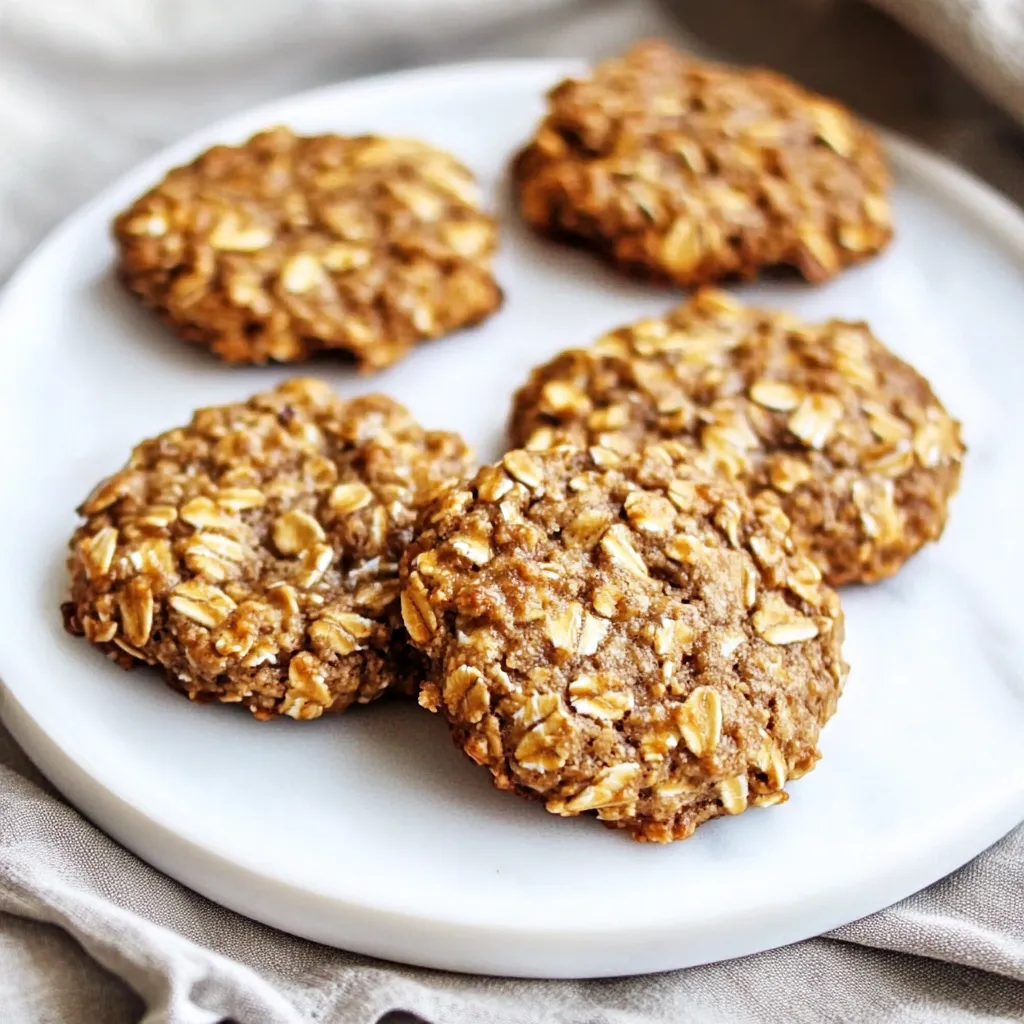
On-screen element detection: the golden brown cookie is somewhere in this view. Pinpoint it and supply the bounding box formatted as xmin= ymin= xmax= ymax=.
xmin=400 ymin=444 xmax=846 ymax=843
xmin=509 ymin=290 xmax=965 ymax=586
xmin=63 ymin=379 xmax=473 ymax=719
xmin=514 ymin=40 xmax=891 ymax=286
xmin=114 ymin=128 xmax=502 ymax=371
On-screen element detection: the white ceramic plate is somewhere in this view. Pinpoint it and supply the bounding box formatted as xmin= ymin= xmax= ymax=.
xmin=1 ymin=60 xmax=1023 ymax=980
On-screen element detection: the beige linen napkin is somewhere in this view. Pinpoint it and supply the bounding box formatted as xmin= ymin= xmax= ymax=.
xmin=2 ymin=0 xmax=1024 ymax=1021
xmin=873 ymin=0 xmax=1024 ymax=123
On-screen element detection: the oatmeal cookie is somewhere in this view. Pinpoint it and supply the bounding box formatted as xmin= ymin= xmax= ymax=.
xmin=114 ymin=128 xmax=502 ymax=371
xmin=513 ymin=40 xmax=891 ymax=285
xmin=400 ymin=444 xmax=846 ymax=843
xmin=63 ymin=379 xmax=473 ymax=719
xmin=510 ymin=290 xmax=964 ymax=586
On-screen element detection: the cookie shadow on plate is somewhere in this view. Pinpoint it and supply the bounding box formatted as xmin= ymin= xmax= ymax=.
xmin=494 ymin=169 xmax=672 ymax=309
xmin=493 ymin=162 xmax=871 ymax=325
xmin=86 ymin=267 xmax=240 ymax=375
xmin=85 ymin=266 xmax=370 ymax=382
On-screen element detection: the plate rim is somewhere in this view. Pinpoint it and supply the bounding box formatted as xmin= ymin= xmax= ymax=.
xmin=1 ymin=57 xmax=1023 ymax=977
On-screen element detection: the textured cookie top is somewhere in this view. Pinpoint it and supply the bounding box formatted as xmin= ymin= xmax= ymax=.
xmin=510 ymin=290 xmax=964 ymax=586
xmin=514 ymin=40 xmax=891 ymax=285
xmin=401 ymin=444 xmax=846 ymax=843
xmin=114 ymin=128 xmax=502 ymax=370
xmin=64 ymin=379 xmax=473 ymax=719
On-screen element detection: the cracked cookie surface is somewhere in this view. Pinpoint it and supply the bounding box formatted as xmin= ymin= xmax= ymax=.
xmin=400 ymin=444 xmax=846 ymax=842
xmin=114 ymin=128 xmax=502 ymax=371
xmin=514 ymin=40 xmax=891 ymax=286
xmin=510 ymin=289 xmax=964 ymax=585
xmin=64 ymin=378 xmax=473 ymax=719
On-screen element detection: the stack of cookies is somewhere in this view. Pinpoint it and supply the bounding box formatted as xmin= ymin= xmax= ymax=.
xmin=63 ymin=41 xmax=964 ymax=843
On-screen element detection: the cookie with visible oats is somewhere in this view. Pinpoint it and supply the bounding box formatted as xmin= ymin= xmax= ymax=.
xmin=513 ymin=40 xmax=891 ymax=285
xmin=114 ymin=127 xmax=502 ymax=371
xmin=510 ymin=289 xmax=964 ymax=586
xmin=400 ymin=444 xmax=846 ymax=843
xmin=62 ymin=379 xmax=473 ymax=720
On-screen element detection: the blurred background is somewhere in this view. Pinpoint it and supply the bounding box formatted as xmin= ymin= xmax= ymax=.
xmin=2 ymin=0 xmax=1022 ymax=279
